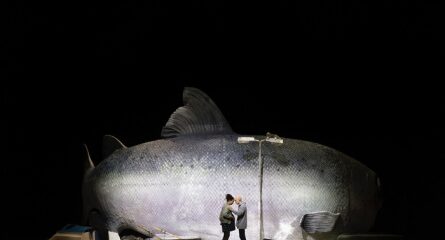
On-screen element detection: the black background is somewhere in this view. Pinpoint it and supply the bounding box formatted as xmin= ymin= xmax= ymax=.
xmin=5 ymin=1 xmax=444 ymax=240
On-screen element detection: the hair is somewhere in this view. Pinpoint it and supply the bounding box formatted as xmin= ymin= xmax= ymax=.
xmin=225 ymin=194 xmax=234 ymax=202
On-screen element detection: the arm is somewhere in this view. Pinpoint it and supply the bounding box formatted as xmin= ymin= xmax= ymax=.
xmin=223 ymin=207 xmax=234 ymax=219
xmin=231 ymin=204 xmax=246 ymax=216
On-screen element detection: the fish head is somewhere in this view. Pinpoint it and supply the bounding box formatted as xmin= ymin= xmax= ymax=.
xmin=347 ymin=161 xmax=383 ymax=232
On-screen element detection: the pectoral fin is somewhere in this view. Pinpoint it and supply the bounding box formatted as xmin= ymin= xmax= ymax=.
xmin=300 ymin=211 xmax=340 ymax=234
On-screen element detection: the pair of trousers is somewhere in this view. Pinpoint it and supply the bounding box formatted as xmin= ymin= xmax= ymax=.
xmin=222 ymin=231 xmax=230 ymax=240
xmin=239 ymin=229 xmax=246 ymax=240
xmin=223 ymin=229 xmax=246 ymax=240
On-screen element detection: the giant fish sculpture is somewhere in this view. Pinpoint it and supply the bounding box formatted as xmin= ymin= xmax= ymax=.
xmin=82 ymin=88 xmax=382 ymax=240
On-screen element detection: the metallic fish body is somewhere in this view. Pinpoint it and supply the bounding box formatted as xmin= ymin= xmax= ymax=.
xmin=82 ymin=88 xmax=381 ymax=240
xmin=83 ymin=135 xmax=380 ymax=240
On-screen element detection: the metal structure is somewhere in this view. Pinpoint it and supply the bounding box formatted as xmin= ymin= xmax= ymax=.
xmin=237 ymin=133 xmax=284 ymax=240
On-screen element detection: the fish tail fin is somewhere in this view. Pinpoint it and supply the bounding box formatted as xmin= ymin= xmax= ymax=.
xmin=81 ymin=144 xmax=95 ymax=225
xmin=83 ymin=144 xmax=94 ymax=173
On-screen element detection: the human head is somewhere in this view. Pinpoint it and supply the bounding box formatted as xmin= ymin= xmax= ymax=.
xmin=235 ymin=195 xmax=242 ymax=205
xmin=226 ymin=194 xmax=234 ymax=205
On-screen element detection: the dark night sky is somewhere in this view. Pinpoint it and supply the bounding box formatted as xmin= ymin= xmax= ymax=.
xmin=5 ymin=1 xmax=444 ymax=240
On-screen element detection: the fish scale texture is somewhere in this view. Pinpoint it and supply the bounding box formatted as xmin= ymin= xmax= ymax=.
xmin=84 ymin=135 xmax=377 ymax=240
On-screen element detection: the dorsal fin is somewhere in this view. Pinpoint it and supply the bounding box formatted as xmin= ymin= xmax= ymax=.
xmin=102 ymin=135 xmax=127 ymax=159
xmin=83 ymin=144 xmax=94 ymax=170
xmin=161 ymin=87 xmax=233 ymax=138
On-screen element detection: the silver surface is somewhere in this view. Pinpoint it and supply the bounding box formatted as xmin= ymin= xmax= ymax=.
xmin=83 ymin=135 xmax=380 ymax=240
